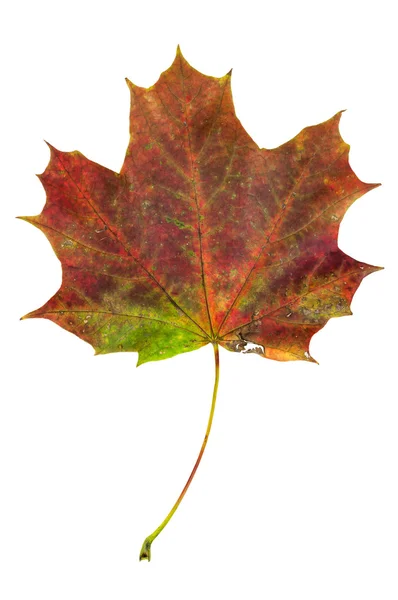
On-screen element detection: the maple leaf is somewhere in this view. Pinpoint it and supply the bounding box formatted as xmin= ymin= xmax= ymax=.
xmin=20 ymin=47 xmax=381 ymax=561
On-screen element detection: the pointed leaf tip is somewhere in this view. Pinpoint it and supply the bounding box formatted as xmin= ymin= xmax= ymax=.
xmin=136 ymin=354 xmax=146 ymax=367
xmin=174 ymin=44 xmax=189 ymax=65
xmin=306 ymin=352 xmax=318 ymax=364
xmin=335 ymin=109 xmax=345 ymax=122
xmin=363 ymin=182 xmax=382 ymax=194
xmin=330 ymin=110 xmax=346 ymax=129
xmin=125 ymin=77 xmax=139 ymax=92
xmin=43 ymin=140 xmax=56 ymax=152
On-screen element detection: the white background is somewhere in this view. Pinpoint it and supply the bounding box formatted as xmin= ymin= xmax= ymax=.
xmin=1 ymin=1 xmax=396 ymax=598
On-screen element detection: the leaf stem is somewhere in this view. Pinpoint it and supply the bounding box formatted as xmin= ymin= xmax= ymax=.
xmin=139 ymin=342 xmax=220 ymax=561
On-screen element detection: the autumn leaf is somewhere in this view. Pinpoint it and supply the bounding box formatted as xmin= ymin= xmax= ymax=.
xmin=20 ymin=47 xmax=381 ymax=560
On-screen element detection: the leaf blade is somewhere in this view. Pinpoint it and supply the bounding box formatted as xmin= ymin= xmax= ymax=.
xmin=22 ymin=50 xmax=381 ymax=364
